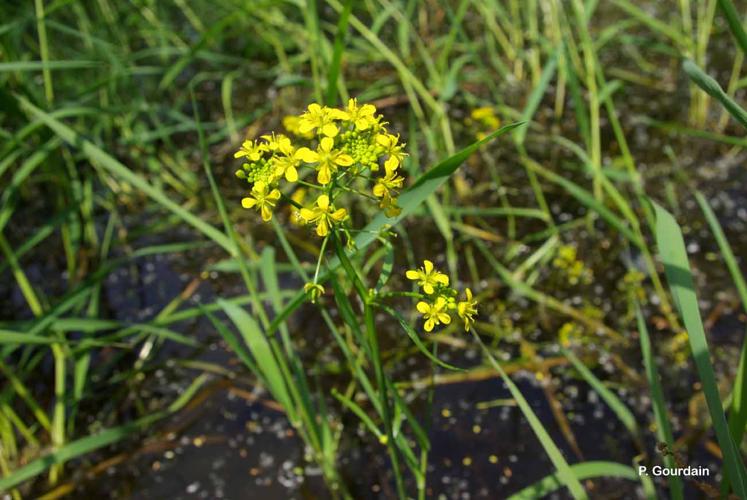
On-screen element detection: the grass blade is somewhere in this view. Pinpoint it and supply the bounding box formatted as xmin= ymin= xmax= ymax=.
xmin=717 ymin=0 xmax=747 ymax=55
xmin=652 ymin=201 xmax=747 ymax=496
xmin=682 ymin=60 xmax=747 ymax=129
xmin=636 ymin=304 xmax=683 ymax=499
xmin=17 ymin=96 xmax=234 ymax=254
xmin=472 ymin=331 xmax=587 ymax=499
xmin=0 ymin=375 xmax=207 ymax=491
xmin=508 ymin=461 xmax=655 ymax=500
xmin=561 ymin=347 xmax=640 ymax=443
xmin=218 ymin=299 xmax=292 ymax=410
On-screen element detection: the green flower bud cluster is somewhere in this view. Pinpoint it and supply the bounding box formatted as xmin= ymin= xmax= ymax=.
xmin=235 ymin=158 xmax=274 ymax=184
xmin=339 ymin=131 xmax=380 ymax=171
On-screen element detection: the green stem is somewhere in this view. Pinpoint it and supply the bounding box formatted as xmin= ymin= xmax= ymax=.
xmin=332 ymin=233 xmax=406 ymax=499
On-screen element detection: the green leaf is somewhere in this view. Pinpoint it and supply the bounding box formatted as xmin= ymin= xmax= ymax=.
xmin=508 ymin=461 xmax=655 ymax=500
xmin=682 ymin=60 xmax=747 ymax=130
xmin=218 ymin=299 xmax=292 ymax=410
xmin=717 ymin=0 xmax=747 ymax=56
xmin=636 ymin=303 xmax=683 ymax=499
xmin=379 ymin=305 xmax=464 ymax=372
xmin=652 ymin=201 xmax=747 ymax=496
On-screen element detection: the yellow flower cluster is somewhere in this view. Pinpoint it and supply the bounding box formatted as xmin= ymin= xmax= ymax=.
xmin=405 ymin=260 xmax=478 ymax=332
xmin=465 ymin=106 xmax=501 ymax=140
xmin=552 ymin=244 xmax=593 ymax=285
xmin=235 ymin=100 xmax=407 ymax=234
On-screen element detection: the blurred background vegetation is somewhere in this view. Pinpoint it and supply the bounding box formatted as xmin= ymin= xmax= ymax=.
xmin=1 ymin=0 xmax=747 ymax=498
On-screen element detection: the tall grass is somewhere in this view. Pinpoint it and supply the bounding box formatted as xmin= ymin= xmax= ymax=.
xmin=1 ymin=0 xmax=746 ymax=498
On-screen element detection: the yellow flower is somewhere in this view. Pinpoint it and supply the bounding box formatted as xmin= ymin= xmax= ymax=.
xmin=344 ymin=98 xmax=378 ymax=131
xmin=416 ymin=297 xmax=452 ymax=332
xmin=300 ymin=194 xmax=348 ymax=237
xmin=470 ymin=106 xmax=501 ymax=130
xmin=272 ymin=138 xmax=313 ymax=182
xmin=406 ymin=260 xmax=449 ymax=294
xmin=234 ymin=139 xmax=265 ymax=161
xmin=241 ymin=180 xmax=281 ymax=222
xmin=289 ymin=188 xmax=307 ymax=226
xmin=298 ymin=103 xmax=347 ymax=137
xmin=376 ymin=133 xmax=406 ymax=169
xmin=456 ymin=288 xmax=478 ymax=331
xmin=372 ymin=163 xmax=404 ymax=199
xmin=379 ymin=194 xmax=401 ymax=218
xmin=301 ymin=136 xmax=354 ymax=185
xmin=303 ymin=282 xmax=325 ymax=303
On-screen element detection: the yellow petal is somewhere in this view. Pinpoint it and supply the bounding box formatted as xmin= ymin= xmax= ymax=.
xmin=318 ymin=165 xmax=331 ymax=185
xmin=317 ymin=195 xmax=330 ymax=210
xmin=439 ymin=312 xmax=452 ymax=324
xmin=320 ymin=136 xmax=334 ymax=152
xmin=308 ymin=103 xmax=322 ymax=113
xmin=329 ymin=108 xmax=348 ymax=120
xmin=373 ymin=183 xmax=386 ymax=197
xmin=321 ymin=123 xmax=338 ymax=137
xmin=355 ymin=118 xmax=369 ymax=131
xmin=260 ymin=205 xmax=273 ymax=222
xmin=423 ymin=260 xmax=433 ymax=273
xmin=299 ymin=121 xmax=315 ymax=134
xmin=385 ymin=156 xmax=400 ymax=170
xmin=424 ymin=319 xmax=435 ymax=332
xmin=423 ymin=283 xmax=434 ymax=295
xmin=434 ymin=274 xmax=450 ymax=286
xmin=296 ymin=147 xmax=317 ymax=163
xmin=299 ymin=208 xmax=316 ymax=221
xmin=335 ymin=153 xmax=353 ymax=166
xmin=241 ymin=197 xmax=257 ymax=209
xmin=376 ymin=134 xmax=390 ymax=147
xmin=316 ymin=219 xmax=329 ymax=237
xmin=330 ymin=208 xmax=347 ymax=222
xmin=416 ymin=301 xmax=430 ymax=314
xmin=285 ymin=166 xmax=298 ymax=182
xmin=267 ymin=189 xmax=281 ymax=202
xmin=406 ymin=270 xmax=420 ymax=280
xmin=465 ymin=288 xmax=473 ymax=300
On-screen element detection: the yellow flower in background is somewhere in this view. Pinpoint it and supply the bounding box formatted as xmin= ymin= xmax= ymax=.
xmin=234 ymin=139 xmax=265 ymax=161
xmin=344 ymin=98 xmax=378 ymax=131
xmin=456 ymin=288 xmax=478 ymax=331
xmin=417 ymin=297 xmax=452 ymax=332
xmin=298 ymin=103 xmax=348 ymax=137
xmin=470 ymin=106 xmax=501 ymax=130
xmin=283 ymin=115 xmax=314 ymax=139
xmin=241 ymin=180 xmax=281 ymax=222
xmin=300 ymin=194 xmax=348 ymax=237
xmin=406 ymin=260 xmax=449 ymax=294
xmin=289 ymin=188 xmax=307 ymax=226
xmin=302 ymin=136 xmax=354 ymax=185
